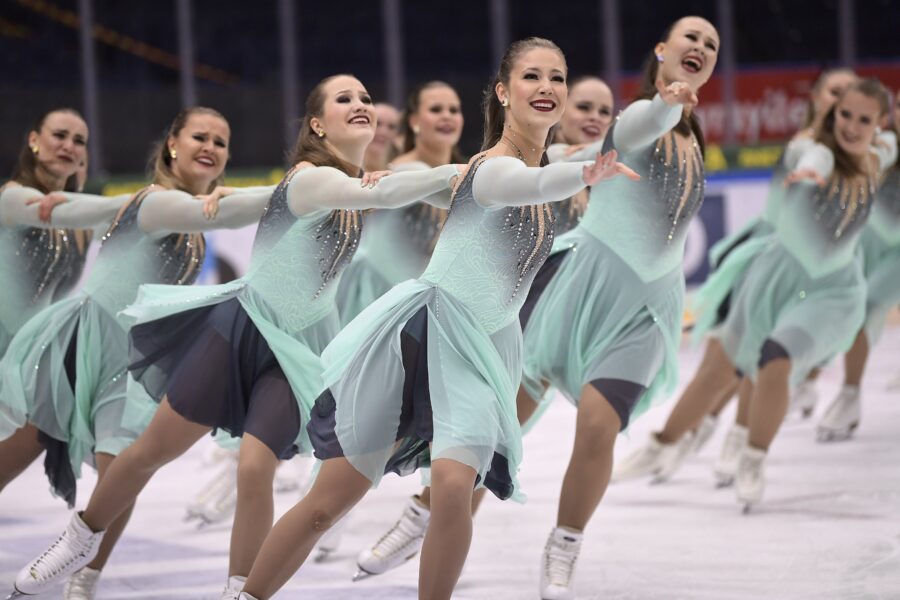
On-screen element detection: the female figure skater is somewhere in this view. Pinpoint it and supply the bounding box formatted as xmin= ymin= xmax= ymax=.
xmin=515 ymin=17 xmax=718 ymax=599
xmin=231 ymin=38 xmax=633 ymax=600
xmin=690 ymin=79 xmax=895 ymax=509
xmin=352 ymin=74 xmax=617 ymax=582
xmin=363 ymin=102 xmax=402 ymax=172
xmin=0 ymin=109 xmax=91 ymax=362
xmin=817 ymin=106 xmax=900 ymax=441
xmin=2 ymin=106 xmax=270 ymax=599
xmin=12 ymin=75 xmax=461 ymax=600
xmin=613 ymin=67 xmax=859 ymax=484
xmin=336 ymin=81 xmax=465 ymax=324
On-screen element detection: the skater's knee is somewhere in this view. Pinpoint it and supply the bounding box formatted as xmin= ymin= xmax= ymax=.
xmin=758 ymin=340 xmax=791 ymax=371
xmin=236 ymin=460 xmax=275 ymax=495
xmin=310 ymin=508 xmax=337 ymax=532
xmin=429 ymin=460 xmax=477 ymax=500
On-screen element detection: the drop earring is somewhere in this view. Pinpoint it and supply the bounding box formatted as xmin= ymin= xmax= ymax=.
xmin=169 ymin=148 xmax=177 ymax=159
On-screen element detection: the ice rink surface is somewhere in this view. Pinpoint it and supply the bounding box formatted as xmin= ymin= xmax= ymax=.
xmin=2 ymin=329 xmax=899 ymax=599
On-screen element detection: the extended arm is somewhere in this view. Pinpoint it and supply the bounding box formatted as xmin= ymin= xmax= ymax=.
xmin=611 ymin=94 xmax=683 ymax=155
xmin=471 ymin=156 xmax=589 ymax=209
xmin=286 ymin=164 xmax=458 ymax=215
xmin=137 ymin=188 xmax=269 ymax=236
xmin=0 ymin=186 xmax=127 ymax=229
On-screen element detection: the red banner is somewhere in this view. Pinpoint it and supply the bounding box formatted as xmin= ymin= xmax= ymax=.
xmin=622 ymin=63 xmax=900 ymax=145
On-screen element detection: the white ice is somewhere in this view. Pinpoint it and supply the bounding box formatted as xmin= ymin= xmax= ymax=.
xmin=2 ymin=328 xmax=899 ymax=599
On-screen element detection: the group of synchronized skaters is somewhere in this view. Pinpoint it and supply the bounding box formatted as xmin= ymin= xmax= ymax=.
xmin=1 ymin=14 xmax=897 ymax=600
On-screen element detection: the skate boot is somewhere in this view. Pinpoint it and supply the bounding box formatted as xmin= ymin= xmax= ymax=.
xmin=735 ymin=446 xmax=767 ymax=513
xmin=354 ymin=496 xmax=430 ymax=581
xmin=63 ymin=567 xmax=100 ymax=600
xmin=539 ymin=527 xmax=582 ymax=600
xmin=220 ymin=575 xmax=246 ymax=600
xmin=237 ymin=593 xmax=258 ymax=600
xmin=713 ymin=423 xmax=748 ymax=487
xmin=612 ymin=432 xmax=694 ymax=483
xmin=186 ymin=457 xmax=238 ymax=527
xmin=789 ymin=380 xmax=819 ymax=418
xmin=817 ymin=385 xmax=861 ymax=442
xmin=314 ymin=514 xmax=348 ymax=562
xmin=13 ymin=513 xmax=104 ymax=596
xmin=691 ymin=414 xmax=718 ymax=454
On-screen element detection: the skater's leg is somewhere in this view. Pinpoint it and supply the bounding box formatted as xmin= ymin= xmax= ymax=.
xmin=82 ymin=399 xmax=208 ymax=531
xmin=747 ymin=341 xmax=792 ymax=451
xmin=709 ymin=387 xmax=735 ymax=417
xmin=557 ymin=384 xmax=624 ymax=531
xmin=0 ymin=423 xmax=44 ymax=492
xmin=736 ymin=377 xmax=752 ymax=427
xmin=85 ymin=452 xmax=136 ymax=570
xmin=229 ymin=434 xmax=279 ymax=577
xmin=418 ymin=458 xmax=478 ymax=600
xmin=843 ymin=330 xmax=869 ymax=387
xmin=657 ymin=339 xmax=737 ymax=444
xmin=242 ymin=457 xmax=370 ymax=599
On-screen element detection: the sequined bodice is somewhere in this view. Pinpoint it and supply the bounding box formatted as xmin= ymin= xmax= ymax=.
xmin=52 ymin=230 xmax=92 ymax=301
xmin=868 ymin=167 xmax=900 ymax=245
xmin=422 ymin=157 xmax=556 ymax=334
xmin=551 ymin=190 xmax=588 ymax=235
xmin=0 ymin=224 xmax=84 ymax=334
xmin=402 ymin=203 xmax=447 ymax=256
xmin=576 ymin=125 xmax=706 ymax=281
xmin=246 ymin=169 xmax=363 ymax=334
xmin=83 ymin=187 xmax=205 ymax=319
xmin=777 ymin=172 xmax=877 ymax=277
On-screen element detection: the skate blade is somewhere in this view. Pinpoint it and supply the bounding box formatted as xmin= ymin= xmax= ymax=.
xmin=6 ymin=588 xmax=28 ymax=599
xmin=352 ymin=568 xmax=376 ymax=582
xmin=801 ymin=407 xmax=814 ymax=419
xmin=816 ymin=426 xmax=856 ymax=443
xmin=742 ymin=503 xmax=752 ymax=515
xmin=314 ymin=548 xmax=335 ymax=563
xmin=714 ymin=474 xmax=734 ymax=488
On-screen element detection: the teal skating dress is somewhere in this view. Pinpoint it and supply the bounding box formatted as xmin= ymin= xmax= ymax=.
xmin=0 ymin=185 xmax=116 ymax=356
xmin=0 ymin=185 xmax=264 ymax=505
xmin=858 ymin=164 xmax=900 ymax=342
xmin=522 ymin=94 xmax=703 ymax=428
xmin=124 ymin=165 xmax=458 ymax=461
xmin=308 ymin=154 xmax=595 ymax=501
xmin=693 ymin=135 xmax=898 ymax=384
xmin=335 ymin=161 xmax=447 ymax=325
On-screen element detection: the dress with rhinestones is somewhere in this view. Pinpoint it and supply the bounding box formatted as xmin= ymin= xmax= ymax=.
xmin=521 ymin=94 xmax=702 ymax=427
xmin=307 ymin=155 xmax=593 ymax=501
xmin=0 ymin=186 xmax=266 ymax=505
xmin=122 ymin=165 xmax=457 ymax=461
xmin=0 ymin=185 xmax=125 ymax=357
xmin=857 ymin=164 xmax=900 ymax=342
xmin=336 ymin=161 xmax=448 ymax=325
xmin=693 ymin=134 xmax=898 ymax=384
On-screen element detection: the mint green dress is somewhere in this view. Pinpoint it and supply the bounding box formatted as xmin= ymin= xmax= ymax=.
xmin=0 ymin=186 xmax=228 ymax=504
xmin=308 ymin=155 xmax=593 ymax=501
xmin=522 ymin=95 xmax=702 ymax=426
xmin=693 ymin=136 xmax=898 ymax=384
xmin=122 ymin=165 xmax=458 ymax=458
xmin=336 ymin=161 xmax=446 ymax=325
xmin=859 ymin=166 xmax=900 ymax=342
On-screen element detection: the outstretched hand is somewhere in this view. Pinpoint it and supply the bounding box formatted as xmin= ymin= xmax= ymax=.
xmin=360 ymin=170 xmax=393 ymax=188
xmin=784 ymin=168 xmax=826 ymax=188
xmin=582 ymin=150 xmax=640 ymax=186
xmin=195 ymin=186 xmax=236 ymax=220
xmin=660 ymin=81 xmax=698 ymax=109
xmin=25 ymin=192 xmax=68 ymax=223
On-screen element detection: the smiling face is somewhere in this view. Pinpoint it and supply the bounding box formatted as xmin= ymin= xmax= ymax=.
xmin=812 ymin=70 xmax=857 ymax=123
xmin=497 ymin=47 xmax=568 ymax=134
xmin=832 ymin=89 xmax=882 ymax=157
xmin=410 ymin=85 xmax=464 ymax=150
xmin=558 ymin=78 xmax=613 ymax=144
xmin=656 ymin=16 xmax=720 ymax=92
xmin=28 ymin=110 xmax=88 ymax=182
xmin=369 ymin=103 xmax=401 ymax=154
xmin=310 ymin=75 xmax=376 ymax=153
xmin=168 ymin=113 xmax=230 ymax=194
